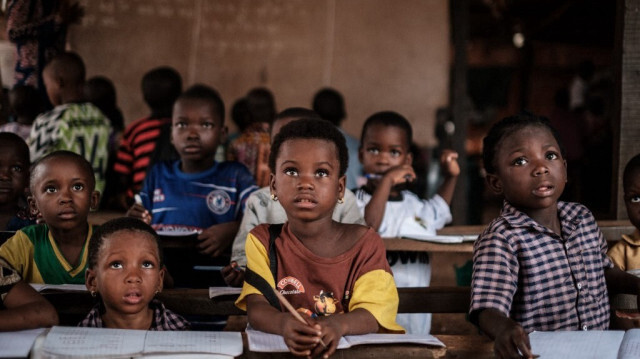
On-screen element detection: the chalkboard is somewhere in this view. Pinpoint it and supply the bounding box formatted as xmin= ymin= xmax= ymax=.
xmin=69 ymin=0 xmax=449 ymax=146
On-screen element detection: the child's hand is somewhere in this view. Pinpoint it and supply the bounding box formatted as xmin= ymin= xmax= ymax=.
xmin=197 ymin=222 xmax=238 ymax=257
xmin=126 ymin=203 xmax=151 ymax=224
xmin=281 ymin=315 xmax=324 ymax=357
xmin=440 ymin=149 xmax=460 ymax=177
xmin=221 ymin=261 xmax=245 ymax=287
xmin=382 ymin=164 xmax=416 ymax=187
xmin=494 ymin=322 xmax=534 ymax=359
xmin=311 ymin=318 xmax=344 ymax=358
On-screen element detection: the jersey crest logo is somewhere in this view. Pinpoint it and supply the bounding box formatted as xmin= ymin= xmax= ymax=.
xmin=153 ymin=189 xmax=165 ymax=202
xmin=277 ymin=276 xmax=305 ymax=295
xmin=206 ymin=189 xmax=231 ymax=214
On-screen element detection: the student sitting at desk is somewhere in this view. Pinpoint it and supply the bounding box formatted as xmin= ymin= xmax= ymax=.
xmin=0 ymin=256 xmax=58 ymax=331
xmin=470 ymin=113 xmax=640 ymax=359
xmin=354 ymin=111 xmax=459 ymax=334
xmin=0 ymin=151 xmax=100 ymax=284
xmin=236 ymin=119 xmax=403 ymax=358
xmin=0 ymin=133 xmax=36 ymax=231
xmin=81 ymin=217 xmax=189 ymax=330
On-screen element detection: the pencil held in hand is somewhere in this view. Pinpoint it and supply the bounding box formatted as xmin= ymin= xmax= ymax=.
xmin=271 ymin=287 xmax=328 ymax=349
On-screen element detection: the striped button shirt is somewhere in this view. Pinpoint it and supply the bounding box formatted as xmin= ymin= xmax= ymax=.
xmin=470 ymin=201 xmax=612 ymax=332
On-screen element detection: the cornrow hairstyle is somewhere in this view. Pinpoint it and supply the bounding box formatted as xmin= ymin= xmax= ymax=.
xmin=88 ymin=217 xmax=162 ymax=269
xmin=482 ymin=112 xmax=565 ymax=175
xmin=269 ymin=118 xmax=348 ymax=177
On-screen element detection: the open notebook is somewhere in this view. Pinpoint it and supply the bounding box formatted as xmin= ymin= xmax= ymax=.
xmin=530 ymin=329 xmax=640 ymax=359
xmin=245 ymin=327 xmax=445 ymax=352
xmin=398 ymin=216 xmax=477 ymax=243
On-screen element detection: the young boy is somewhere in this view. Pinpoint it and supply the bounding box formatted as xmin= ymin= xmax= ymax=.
xmin=355 ymin=111 xmax=459 ymax=334
xmin=113 ymin=67 xmax=182 ymax=209
xmin=471 ymin=113 xmax=640 ymax=359
xmin=0 ymin=133 xmax=35 ymax=231
xmin=0 ymin=256 xmax=58 ymax=331
xmin=127 ymin=84 xmax=257 ymax=287
xmin=0 ymin=151 xmax=100 ymax=284
xmin=28 ymin=52 xmax=112 ymax=195
xmin=223 ymin=107 xmax=365 ymax=287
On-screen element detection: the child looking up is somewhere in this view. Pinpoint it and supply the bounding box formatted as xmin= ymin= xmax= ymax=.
xmin=28 ymin=52 xmax=111 ymax=195
xmin=236 ymin=119 xmax=403 ymax=358
xmin=0 ymin=257 xmax=58 ymax=331
xmin=355 ymin=111 xmax=459 ymax=334
xmin=81 ymin=217 xmax=189 ymax=330
xmin=470 ymin=113 xmax=640 ymax=359
xmin=0 ymin=133 xmax=35 ymax=231
xmin=223 ymin=108 xmax=364 ymax=287
xmin=127 ymin=84 xmax=257 ymax=287
xmin=608 ymin=153 xmax=640 ymax=271
xmin=0 ymin=151 xmax=100 ymax=284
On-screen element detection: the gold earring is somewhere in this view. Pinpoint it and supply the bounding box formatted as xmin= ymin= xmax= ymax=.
xmin=337 ymin=198 xmax=344 ymax=204
xmin=270 ymin=194 xmax=278 ymax=201
xmin=91 ymin=290 xmax=97 ymax=297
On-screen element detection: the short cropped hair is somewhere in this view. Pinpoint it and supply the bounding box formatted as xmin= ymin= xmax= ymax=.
xmin=312 ymin=88 xmax=345 ymax=126
xmin=45 ymin=52 xmax=85 ymax=85
xmin=142 ymin=67 xmax=182 ymax=113
xmin=0 ymin=132 xmax=29 ymax=163
xmin=482 ymin=112 xmax=565 ymax=175
xmin=177 ymin=84 xmax=225 ymax=124
xmin=624 ymin=154 xmax=640 ymax=190
xmin=246 ymin=87 xmax=276 ymax=125
xmin=30 ymin=151 xmax=95 ymax=193
xmin=88 ymin=217 xmax=162 ymax=269
xmin=269 ymin=118 xmax=348 ymax=177
xmin=276 ymin=107 xmax=321 ymax=121
xmin=360 ymin=111 xmax=412 ymax=147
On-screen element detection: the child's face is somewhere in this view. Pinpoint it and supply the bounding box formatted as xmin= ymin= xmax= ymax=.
xmin=42 ymin=66 xmax=62 ymax=107
xmin=486 ymin=125 xmax=567 ymax=214
xmin=0 ymin=143 xmax=28 ymax=209
xmin=29 ymin=157 xmax=99 ymax=231
xmin=271 ymin=138 xmax=345 ymax=223
xmin=359 ymin=124 xmax=412 ymax=179
xmin=624 ymin=170 xmax=640 ymax=230
xmin=171 ymin=98 xmax=226 ymax=172
xmin=85 ymin=230 xmax=164 ymax=319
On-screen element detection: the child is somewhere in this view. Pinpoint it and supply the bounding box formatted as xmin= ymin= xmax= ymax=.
xmin=113 ymin=67 xmax=182 ymax=209
xmin=236 ymin=119 xmax=403 ymax=358
xmin=223 ymin=108 xmax=365 ymax=287
xmin=0 ymin=151 xmax=100 ymax=284
xmin=81 ymin=217 xmax=189 ymax=330
xmin=0 ymin=84 xmax=42 ymax=140
xmin=470 ymin=113 xmax=640 ymax=359
xmin=608 ymin=153 xmax=640 ymax=271
xmin=355 ymin=111 xmax=459 ymax=334
xmin=0 ymin=256 xmax=58 ymax=331
xmin=127 ymin=84 xmax=257 ymax=287
xmin=27 ymin=51 xmax=112 ymax=195
xmin=0 ymin=133 xmax=35 ymax=230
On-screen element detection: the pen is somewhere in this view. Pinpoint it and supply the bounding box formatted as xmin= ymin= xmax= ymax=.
xmin=134 ymin=194 xmax=143 ymax=205
xmin=271 ymin=287 xmax=328 ymax=349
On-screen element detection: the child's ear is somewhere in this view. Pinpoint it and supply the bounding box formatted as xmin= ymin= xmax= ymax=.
xmin=338 ymin=174 xmax=346 ymax=201
xmin=358 ymin=146 xmax=364 ymax=163
xmin=158 ymin=267 xmax=165 ymax=293
xmin=269 ymin=173 xmax=276 ymax=197
xmin=90 ymin=191 xmax=100 ymax=211
xmin=220 ymin=125 xmax=228 ymax=143
xmin=485 ymin=173 xmax=503 ymax=194
xmin=85 ymin=268 xmax=97 ymax=292
xmin=27 ymin=195 xmax=39 ymax=216
xmin=404 ymin=152 xmax=413 ymax=165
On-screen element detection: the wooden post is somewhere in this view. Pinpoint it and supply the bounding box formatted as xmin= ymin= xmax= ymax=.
xmin=451 ymin=0 xmax=469 ymax=225
xmin=613 ymin=0 xmax=640 ymax=219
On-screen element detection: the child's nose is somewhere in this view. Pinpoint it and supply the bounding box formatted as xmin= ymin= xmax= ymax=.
xmin=296 ymin=175 xmax=314 ymax=190
xmin=0 ymin=167 xmax=10 ymax=180
xmin=532 ymin=161 xmax=550 ymax=176
xmin=126 ymin=268 xmax=143 ymax=283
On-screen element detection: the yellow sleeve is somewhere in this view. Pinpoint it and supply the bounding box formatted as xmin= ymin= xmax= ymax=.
xmin=607 ymin=240 xmax=627 ymax=271
xmin=235 ymin=232 xmax=272 ymax=311
xmin=350 ymin=269 xmax=405 ymax=333
xmin=0 ymin=231 xmax=41 ymax=283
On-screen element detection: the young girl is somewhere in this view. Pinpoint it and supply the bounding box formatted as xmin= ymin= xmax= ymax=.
xmin=81 ymin=217 xmax=189 ymax=330
xmin=236 ymin=119 xmax=403 ymax=358
xmin=470 ymin=113 xmax=640 ymax=359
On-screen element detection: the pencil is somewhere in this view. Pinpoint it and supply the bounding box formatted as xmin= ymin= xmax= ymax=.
xmin=271 ymin=287 xmax=328 ymax=349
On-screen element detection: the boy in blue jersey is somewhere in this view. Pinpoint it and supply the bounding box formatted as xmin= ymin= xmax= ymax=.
xmin=127 ymin=85 xmax=257 ymax=287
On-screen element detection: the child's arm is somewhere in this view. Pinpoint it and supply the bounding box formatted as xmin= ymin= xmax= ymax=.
xmin=126 ymin=203 xmax=152 ymax=224
xmin=197 ymin=221 xmax=240 ymax=257
xmin=0 ymin=281 xmax=59 ymax=331
xmin=436 ymin=149 xmax=460 ymax=205
xmin=312 ymin=308 xmax=379 ymax=358
xmin=364 ymin=164 xmax=415 ymax=230
xmin=246 ymin=294 xmax=324 ymax=357
xmin=477 ymin=308 xmax=535 ymax=359
xmin=605 ymin=266 xmax=640 ymax=298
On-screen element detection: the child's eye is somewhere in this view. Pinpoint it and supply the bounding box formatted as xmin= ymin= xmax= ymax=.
xmin=284 ymin=167 xmax=298 ymax=176
xmin=315 ymin=169 xmax=329 ymax=178
xmin=109 ymin=261 xmax=123 ymax=269
xmin=11 ymin=165 xmax=23 ymax=173
xmin=513 ymin=157 xmax=528 ymax=166
xmin=72 ymin=183 xmax=84 ymax=191
xmin=390 ymin=149 xmax=402 ymax=157
xmin=367 ymin=148 xmax=380 ymax=155
xmin=44 ymin=186 xmax=57 ymax=193
xmin=142 ymin=261 xmax=155 ymax=269
xmin=631 ymin=196 xmax=640 ymax=203
xmin=202 ymin=122 xmax=214 ymax=129
xmin=546 ymin=152 xmax=559 ymax=160
xmin=174 ymin=121 xmax=187 ymax=129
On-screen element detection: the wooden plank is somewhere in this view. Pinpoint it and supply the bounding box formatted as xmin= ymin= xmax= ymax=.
xmin=398 ymin=287 xmax=470 ymax=314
